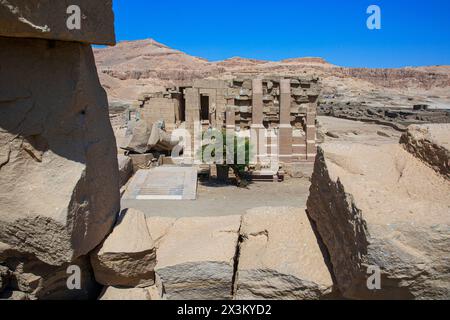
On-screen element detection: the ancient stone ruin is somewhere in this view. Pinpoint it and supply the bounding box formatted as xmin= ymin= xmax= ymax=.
xmin=131 ymin=77 xmax=319 ymax=174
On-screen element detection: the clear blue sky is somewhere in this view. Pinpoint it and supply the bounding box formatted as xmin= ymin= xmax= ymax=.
xmin=113 ymin=0 xmax=450 ymax=68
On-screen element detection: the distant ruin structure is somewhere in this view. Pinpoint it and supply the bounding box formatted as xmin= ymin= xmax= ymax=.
xmin=134 ymin=76 xmax=320 ymax=171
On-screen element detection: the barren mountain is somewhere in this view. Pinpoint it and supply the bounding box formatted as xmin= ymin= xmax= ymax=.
xmin=94 ymin=38 xmax=450 ymax=110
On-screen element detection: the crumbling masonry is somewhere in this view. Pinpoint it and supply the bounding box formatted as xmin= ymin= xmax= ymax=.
xmin=135 ymin=77 xmax=320 ymax=170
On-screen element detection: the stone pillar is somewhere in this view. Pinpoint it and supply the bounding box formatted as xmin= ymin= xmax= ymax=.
xmin=306 ymin=101 xmax=317 ymax=160
xmin=252 ymin=79 xmax=264 ymax=126
xmin=184 ymin=88 xmax=200 ymax=162
xmin=251 ymin=79 xmax=266 ymax=164
xmin=226 ymin=105 xmax=236 ymax=130
xmin=185 ymin=88 xmax=200 ymax=130
xmin=279 ymin=79 xmax=293 ymax=163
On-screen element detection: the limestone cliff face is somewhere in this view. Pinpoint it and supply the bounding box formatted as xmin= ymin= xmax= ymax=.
xmin=335 ymin=67 xmax=450 ymax=90
xmin=93 ymin=39 xmax=450 ymax=109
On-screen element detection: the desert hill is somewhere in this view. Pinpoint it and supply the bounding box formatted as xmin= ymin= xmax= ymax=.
xmin=94 ymin=38 xmax=450 ymax=110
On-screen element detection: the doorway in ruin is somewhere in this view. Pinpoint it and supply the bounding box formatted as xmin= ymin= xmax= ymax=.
xmin=200 ymin=95 xmax=210 ymax=121
xmin=179 ymin=88 xmax=186 ymax=122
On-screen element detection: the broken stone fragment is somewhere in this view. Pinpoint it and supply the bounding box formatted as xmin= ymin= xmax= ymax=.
xmin=150 ymin=215 xmax=241 ymax=300
xmin=147 ymin=122 xmax=181 ymax=152
xmin=234 ymin=207 xmax=335 ymax=300
xmin=0 ymin=0 xmax=115 ymax=45
xmin=307 ymin=143 xmax=450 ymax=299
xmin=123 ymin=120 xmax=152 ymax=154
xmin=91 ymin=209 xmax=157 ymax=288
xmin=400 ymin=124 xmax=450 ymax=180
xmin=118 ymin=154 xmax=133 ymax=188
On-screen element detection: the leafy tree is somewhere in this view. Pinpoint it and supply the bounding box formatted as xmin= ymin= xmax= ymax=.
xmin=199 ymin=129 xmax=252 ymax=187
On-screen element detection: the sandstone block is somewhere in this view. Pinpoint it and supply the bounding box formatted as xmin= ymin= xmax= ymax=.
xmin=0 ymin=0 xmax=115 ymax=45
xmin=99 ymin=284 xmax=162 ymax=300
xmin=400 ymin=124 xmax=450 ymax=180
xmin=91 ymin=209 xmax=157 ymax=288
xmin=234 ymin=207 xmax=335 ymax=300
xmin=307 ymin=143 xmax=450 ymax=299
xmin=149 ymin=216 xmax=241 ymax=300
xmin=118 ymin=155 xmax=133 ymax=188
xmin=123 ymin=120 xmax=152 ymax=154
xmin=0 ymin=37 xmax=120 ymax=267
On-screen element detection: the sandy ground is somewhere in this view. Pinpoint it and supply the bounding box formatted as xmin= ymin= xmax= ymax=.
xmin=123 ymin=178 xmax=311 ymax=218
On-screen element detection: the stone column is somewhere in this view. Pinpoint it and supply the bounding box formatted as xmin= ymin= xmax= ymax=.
xmin=185 ymin=88 xmax=200 ymax=130
xmin=184 ymin=88 xmax=201 ymax=162
xmin=252 ymin=79 xmax=264 ymax=125
xmin=306 ymin=100 xmax=317 ymax=160
xmin=279 ymin=79 xmax=293 ymax=163
xmin=251 ymin=79 xmax=265 ymax=164
xmin=226 ymin=105 xmax=236 ymax=130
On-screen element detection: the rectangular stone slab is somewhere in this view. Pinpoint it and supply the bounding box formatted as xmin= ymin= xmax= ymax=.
xmin=0 ymin=0 xmax=115 ymax=45
xmin=148 ymin=215 xmax=241 ymax=300
xmin=122 ymin=167 xmax=198 ymax=204
xmin=235 ymin=207 xmax=335 ymax=300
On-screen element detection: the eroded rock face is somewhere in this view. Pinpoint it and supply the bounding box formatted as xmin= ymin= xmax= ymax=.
xmin=91 ymin=209 xmax=157 ymax=288
xmin=149 ymin=215 xmax=241 ymax=300
xmin=400 ymin=124 xmax=450 ymax=180
xmin=0 ymin=37 xmax=120 ymax=267
xmin=307 ymin=143 xmax=450 ymax=299
xmin=0 ymin=0 xmax=115 ymax=45
xmin=235 ymin=207 xmax=335 ymax=300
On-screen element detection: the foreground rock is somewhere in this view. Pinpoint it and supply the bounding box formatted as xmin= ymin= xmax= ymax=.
xmin=400 ymin=124 xmax=450 ymax=179
xmin=0 ymin=253 xmax=100 ymax=300
xmin=0 ymin=1 xmax=118 ymax=300
xmin=0 ymin=35 xmax=120 ymax=267
xmin=0 ymin=0 xmax=115 ymax=45
xmin=235 ymin=207 xmax=335 ymax=300
xmin=91 ymin=209 xmax=157 ymax=288
xmin=307 ymin=143 xmax=450 ymax=299
xmin=0 ymin=37 xmax=118 ymax=302
xmin=99 ymin=284 xmax=162 ymax=300
xmin=149 ymin=216 xmax=241 ymax=300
